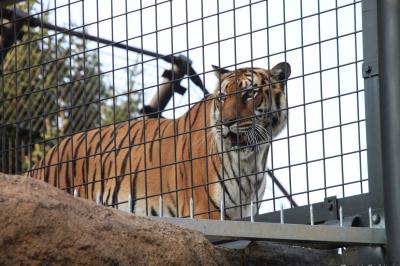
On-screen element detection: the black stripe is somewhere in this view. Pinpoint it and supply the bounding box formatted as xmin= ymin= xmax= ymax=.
xmin=223 ymin=209 xmax=232 ymax=220
xmin=130 ymin=157 xmax=142 ymax=213
xmin=211 ymin=159 xmax=236 ymax=205
xmin=105 ymin=188 xmax=111 ymax=206
xmin=57 ymin=137 xmax=72 ymax=186
xmin=117 ymin=121 xmax=138 ymax=151
xmin=255 ymin=176 xmax=264 ymax=193
xmin=181 ymin=137 xmax=187 ymax=159
xmin=43 ymin=146 xmax=57 ymax=182
xmin=106 ymin=159 xmax=114 ymax=179
xmin=86 ymin=143 xmax=93 ymax=157
xmin=205 ymin=184 xmax=220 ymax=212
xmin=102 ymin=151 xmax=115 ymax=176
xmin=151 ymin=207 xmax=158 ymax=216
xmin=94 ymin=127 xmax=114 ymax=154
xmin=117 ymin=122 xmax=126 ymax=130
xmin=72 ymin=133 xmax=87 ymax=191
xmin=148 ymin=125 xmax=160 ymax=162
xmin=89 ymin=129 xmax=101 ymax=144
xmin=60 ymin=137 xmax=72 ymax=159
xmin=229 ymin=152 xmax=250 ymax=197
xmin=225 ymin=152 xmax=247 ymax=196
xmin=100 ymin=131 xmax=118 ymax=176
xmin=183 ymin=111 xmax=190 ymax=130
xmin=167 ymin=205 xmax=176 ymax=217
xmin=91 ymin=166 xmax=97 ymax=200
xmin=190 ymin=102 xmax=202 ymax=128
xmin=210 ymin=197 xmax=220 ymax=211
xmin=84 ymin=153 xmax=90 ymax=199
xmin=119 ymin=149 xmax=131 ymax=177
xmin=174 ymin=118 xmax=180 ymax=136
xmin=65 ymin=153 xmax=71 ymax=194
xmin=275 ymin=93 xmax=281 ymax=110
xmin=166 ymin=182 xmax=176 ymax=203
xmin=103 ymin=128 xmax=117 ymax=153
xmin=129 ymin=121 xmax=142 ymax=146
xmin=139 ymin=121 xmax=147 ymax=144
xmin=179 ymin=163 xmax=186 ymax=187
xmin=100 ymin=157 xmax=105 ymax=202
xmin=272 ymin=115 xmax=279 ymax=128
xmin=112 ymin=150 xmax=130 ymax=205
xmin=110 ymin=122 xmax=141 ymax=205
xmin=160 ymin=120 xmax=169 ymax=137
xmin=80 ymin=156 xmax=86 ymax=198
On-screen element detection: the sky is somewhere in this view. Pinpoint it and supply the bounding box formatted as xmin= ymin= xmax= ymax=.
xmin=36 ymin=0 xmax=366 ymax=214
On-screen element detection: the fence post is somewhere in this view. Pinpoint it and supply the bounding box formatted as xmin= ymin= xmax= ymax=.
xmin=362 ymin=0 xmax=384 ymax=211
xmin=377 ymin=0 xmax=400 ymax=263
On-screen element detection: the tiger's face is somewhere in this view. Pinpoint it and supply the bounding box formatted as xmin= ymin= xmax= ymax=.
xmin=211 ymin=62 xmax=291 ymax=152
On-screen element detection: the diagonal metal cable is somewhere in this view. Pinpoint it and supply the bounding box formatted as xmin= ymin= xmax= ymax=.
xmin=1 ymin=7 xmax=208 ymax=94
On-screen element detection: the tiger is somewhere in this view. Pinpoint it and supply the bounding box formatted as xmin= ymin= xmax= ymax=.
xmin=27 ymin=62 xmax=291 ymax=220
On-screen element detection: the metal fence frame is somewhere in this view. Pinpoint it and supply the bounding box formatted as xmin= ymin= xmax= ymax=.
xmin=1 ymin=0 xmax=399 ymax=263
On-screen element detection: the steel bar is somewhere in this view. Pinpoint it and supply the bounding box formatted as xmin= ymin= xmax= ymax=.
xmin=96 ymin=192 xmax=101 ymax=205
xmin=377 ymin=0 xmax=400 ymax=263
xmin=159 ymin=196 xmax=163 ymax=217
xmin=339 ymin=206 xmax=343 ymax=227
xmin=250 ymin=201 xmax=254 ymax=223
xmin=368 ymin=207 xmax=372 ymax=228
xmin=151 ymin=218 xmax=386 ymax=245
xmin=220 ymin=198 xmax=224 ymax=221
xmin=189 ymin=198 xmax=194 ymax=219
xmin=309 ymin=205 xmax=314 ymax=225
xmin=362 ymin=0 xmax=384 ymax=210
xmin=128 ymin=194 xmax=132 ymax=213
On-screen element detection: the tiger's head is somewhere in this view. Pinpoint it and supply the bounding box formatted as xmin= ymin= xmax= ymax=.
xmin=211 ymin=62 xmax=291 ymax=153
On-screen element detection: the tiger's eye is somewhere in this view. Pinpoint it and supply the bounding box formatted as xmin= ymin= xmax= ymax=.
xmin=244 ymin=87 xmax=259 ymax=101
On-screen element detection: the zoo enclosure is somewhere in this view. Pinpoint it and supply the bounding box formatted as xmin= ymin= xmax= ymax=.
xmin=0 ymin=0 xmax=397 ymax=263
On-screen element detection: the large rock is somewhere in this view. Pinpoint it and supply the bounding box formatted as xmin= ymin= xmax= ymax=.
xmin=0 ymin=173 xmax=227 ymax=265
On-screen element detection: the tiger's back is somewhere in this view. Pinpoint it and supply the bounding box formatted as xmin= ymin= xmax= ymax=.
xmin=29 ymin=98 xmax=222 ymax=218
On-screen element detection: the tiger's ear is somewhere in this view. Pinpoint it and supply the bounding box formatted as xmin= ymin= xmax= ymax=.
xmin=212 ymin=65 xmax=230 ymax=77
xmin=270 ymin=62 xmax=291 ymax=83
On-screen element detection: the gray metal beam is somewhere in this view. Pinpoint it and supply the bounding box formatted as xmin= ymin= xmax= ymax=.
xmin=377 ymin=0 xmax=400 ymax=264
xmin=151 ymin=218 xmax=386 ymax=245
xmin=243 ymin=194 xmax=378 ymax=227
xmin=362 ymin=0 xmax=384 ymax=210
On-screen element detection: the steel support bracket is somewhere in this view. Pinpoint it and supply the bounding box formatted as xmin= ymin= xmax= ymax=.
xmin=370 ymin=208 xmax=385 ymax=229
xmin=362 ymin=61 xmax=379 ymax=79
xmin=323 ymin=196 xmax=338 ymax=219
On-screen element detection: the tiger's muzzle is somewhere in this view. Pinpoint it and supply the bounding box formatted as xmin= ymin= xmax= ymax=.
xmin=219 ymin=120 xmax=271 ymax=150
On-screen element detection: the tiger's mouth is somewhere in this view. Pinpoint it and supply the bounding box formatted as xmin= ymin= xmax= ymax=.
xmin=224 ymin=132 xmax=249 ymax=148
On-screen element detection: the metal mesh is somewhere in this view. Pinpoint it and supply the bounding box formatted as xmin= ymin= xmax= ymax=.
xmin=0 ymin=0 xmax=365 ymax=219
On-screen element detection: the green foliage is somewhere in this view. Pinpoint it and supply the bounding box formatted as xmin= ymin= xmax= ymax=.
xmin=1 ymin=9 xmax=141 ymax=171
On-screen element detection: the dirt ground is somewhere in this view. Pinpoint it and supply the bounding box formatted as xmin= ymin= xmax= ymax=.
xmin=0 ymin=173 xmax=229 ymax=265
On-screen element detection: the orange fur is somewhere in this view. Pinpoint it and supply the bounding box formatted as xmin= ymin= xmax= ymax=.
xmin=28 ymin=63 xmax=291 ymax=220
